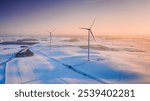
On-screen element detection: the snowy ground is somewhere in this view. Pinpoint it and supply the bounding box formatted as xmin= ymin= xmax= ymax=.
xmin=0 ymin=36 xmax=150 ymax=84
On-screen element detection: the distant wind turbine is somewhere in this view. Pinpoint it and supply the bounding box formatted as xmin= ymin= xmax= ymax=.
xmin=46 ymin=29 xmax=55 ymax=48
xmin=80 ymin=19 xmax=96 ymax=61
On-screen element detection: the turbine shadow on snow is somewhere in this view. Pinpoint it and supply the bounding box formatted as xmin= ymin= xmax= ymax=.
xmin=21 ymin=52 xmax=141 ymax=84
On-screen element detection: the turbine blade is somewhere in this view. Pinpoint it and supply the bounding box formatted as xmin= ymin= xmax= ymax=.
xmin=45 ymin=29 xmax=50 ymax=33
xmin=51 ymin=29 xmax=55 ymax=33
xmin=80 ymin=27 xmax=89 ymax=30
xmin=89 ymin=30 xmax=96 ymax=41
xmin=90 ymin=18 xmax=96 ymax=29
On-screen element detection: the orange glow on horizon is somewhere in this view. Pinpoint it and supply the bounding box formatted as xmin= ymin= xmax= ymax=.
xmin=0 ymin=0 xmax=150 ymax=37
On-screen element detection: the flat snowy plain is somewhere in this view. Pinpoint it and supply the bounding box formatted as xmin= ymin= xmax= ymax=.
xmin=0 ymin=36 xmax=150 ymax=84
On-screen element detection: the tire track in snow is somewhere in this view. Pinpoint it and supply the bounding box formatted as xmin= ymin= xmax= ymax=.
xmin=3 ymin=46 xmax=35 ymax=83
xmin=20 ymin=57 xmax=41 ymax=84
xmin=32 ymin=48 xmax=107 ymax=84
xmin=22 ymin=54 xmax=54 ymax=84
xmin=16 ymin=60 xmax=23 ymax=83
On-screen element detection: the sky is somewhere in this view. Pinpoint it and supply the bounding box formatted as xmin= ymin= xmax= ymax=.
xmin=0 ymin=0 xmax=150 ymax=37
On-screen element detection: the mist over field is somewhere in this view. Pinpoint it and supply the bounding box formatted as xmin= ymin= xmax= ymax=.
xmin=0 ymin=36 xmax=150 ymax=84
xmin=0 ymin=0 xmax=150 ymax=84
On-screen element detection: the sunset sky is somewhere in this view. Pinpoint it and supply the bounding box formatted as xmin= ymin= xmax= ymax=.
xmin=0 ymin=0 xmax=150 ymax=36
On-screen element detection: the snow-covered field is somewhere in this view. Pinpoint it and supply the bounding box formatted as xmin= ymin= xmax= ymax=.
xmin=0 ymin=36 xmax=150 ymax=84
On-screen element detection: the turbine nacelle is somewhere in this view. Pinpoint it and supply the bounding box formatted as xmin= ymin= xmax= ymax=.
xmin=80 ymin=28 xmax=90 ymax=30
xmin=46 ymin=29 xmax=55 ymax=34
xmin=80 ymin=18 xmax=96 ymax=41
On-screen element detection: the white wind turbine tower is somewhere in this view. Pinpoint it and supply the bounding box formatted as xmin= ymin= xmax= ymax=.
xmin=46 ymin=29 xmax=55 ymax=48
xmin=80 ymin=19 xmax=96 ymax=61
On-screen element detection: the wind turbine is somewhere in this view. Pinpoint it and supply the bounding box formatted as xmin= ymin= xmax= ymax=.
xmin=80 ymin=19 xmax=96 ymax=61
xmin=46 ymin=29 xmax=55 ymax=48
